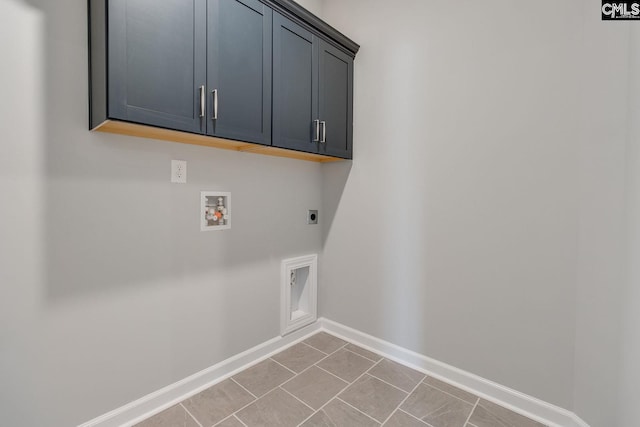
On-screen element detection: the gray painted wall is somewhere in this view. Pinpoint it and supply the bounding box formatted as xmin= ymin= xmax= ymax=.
xmin=0 ymin=1 xmax=323 ymax=426
xmin=320 ymin=0 xmax=582 ymax=409
xmin=618 ymin=25 xmax=640 ymax=427
xmin=573 ymin=2 xmax=629 ymax=425
xmin=320 ymin=1 xmax=634 ymax=423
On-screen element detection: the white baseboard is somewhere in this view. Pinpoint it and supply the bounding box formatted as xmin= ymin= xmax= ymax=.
xmin=319 ymin=318 xmax=589 ymax=427
xmin=78 ymin=321 xmax=321 ymax=427
xmin=79 ymin=317 xmax=589 ymax=427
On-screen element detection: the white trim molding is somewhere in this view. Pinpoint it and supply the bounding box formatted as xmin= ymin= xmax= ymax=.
xmin=78 ymin=318 xmax=589 ymax=427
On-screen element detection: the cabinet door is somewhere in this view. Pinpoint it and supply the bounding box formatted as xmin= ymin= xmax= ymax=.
xmin=207 ymin=0 xmax=272 ymax=145
xmin=318 ymin=40 xmax=353 ymax=159
xmin=108 ymin=0 xmax=207 ymax=134
xmin=272 ymin=13 xmax=319 ymax=153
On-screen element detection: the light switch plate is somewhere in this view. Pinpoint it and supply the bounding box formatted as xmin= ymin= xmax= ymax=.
xmin=171 ymin=160 xmax=187 ymax=183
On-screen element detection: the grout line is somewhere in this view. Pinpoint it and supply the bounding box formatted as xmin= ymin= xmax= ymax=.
xmin=280 ymin=347 xmax=348 ymax=389
xmin=279 ymin=386 xmax=315 ymax=411
xmin=303 ymin=343 xmax=349 ymax=371
xmin=233 ymin=415 xmax=249 ymax=427
xmin=342 ymin=343 xmax=383 ymax=363
xmin=302 ymin=333 xmax=349 ymax=355
xmin=379 ymin=372 xmax=425 ymax=426
xmin=301 ymin=340 xmax=331 ymax=354
xmin=364 ymin=371 xmax=417 ymax=395
xmin=315 ymin=341 xmax=348 ymax=358
xmin=296 ymin=358 xmax=379 ymax=427
xmin=300 ymin=340 xmax=329 ymax=355
xmin=179 ymin=403 xmax=203 ymax=427
xmin=398 ymin=408 xmax=434 ymax=427
xmin=230 ymin=377 xmax=257 ymax=400
xmin=463 ymin=397 xmax=481 ymax=427
xmin=366 ymin=357 xmax=384 ymax=371
xmin=341 ymin=346 xmax=382 ymax=363
xmin=421 ymin=378 xmax=478 ymax=406
xmin=335 ymin=397 xmax=384 ymax=424
xmin=269 ymin=357 xmax=298 ymax=375
xmin=223 ymin=389 xmax=273 ymax=425
xmin=212 ymin=414 xmax=239 ymax=427
xmin=314 ymin=364 xmax=353 ymax=384
xmin=361 ymin=357 xmax=384 ymax=378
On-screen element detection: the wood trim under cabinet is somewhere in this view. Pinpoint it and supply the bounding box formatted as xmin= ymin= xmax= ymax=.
xmin=93 ymin=120 xmax=344 ymax=163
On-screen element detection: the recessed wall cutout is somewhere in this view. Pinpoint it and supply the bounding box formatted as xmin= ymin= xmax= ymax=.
xmin=281 ymin=254 xmax=317 ymax=335
xmin=201 ymin=191 xmax=231 ymax=231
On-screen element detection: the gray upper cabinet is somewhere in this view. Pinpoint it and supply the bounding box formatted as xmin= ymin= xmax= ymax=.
xmin=107 ymin=0 xmax=207 ymax=134
xmin=318 ymin=40 xmax=353 ymax=159
xmin=272 ymin=13 xmax=353 ymax=159
xmin=207 ymin=0 xmax=272 ymax=145
xmin=90 ymin=0 xmax=358 ymax=161
xmin=272 ymin=12 xmax=318 ymax=154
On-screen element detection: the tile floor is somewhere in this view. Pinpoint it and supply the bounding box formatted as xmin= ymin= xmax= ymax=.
xmin=135 ymin=332 xmax=546 ymax=427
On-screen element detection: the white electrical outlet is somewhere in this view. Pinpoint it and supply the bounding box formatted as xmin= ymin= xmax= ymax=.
xmin=171 ymin=160 xmax=187 ymax=183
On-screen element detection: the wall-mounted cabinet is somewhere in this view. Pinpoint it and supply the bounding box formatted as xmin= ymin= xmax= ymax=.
xmin=207 ymin=0 xmax=272 ymax=145
xmin=103 ymin=0 xmax=207 ymax=134
xmin=318 ymin=40 xmax=353 ymax=158
xmin=272 ymin=13 xmax=353 ymax=159
xmin=272 ymin=13 xmax=318 ymax=154
xmin=89 ymin=0 xmax=358 ymax=162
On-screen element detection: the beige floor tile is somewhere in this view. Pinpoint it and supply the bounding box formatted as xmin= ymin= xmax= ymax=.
xmin=182 ymin=379 xmax=255 ymax=427
xmin=339 ymin=374 xmax=407 ymax=422
xmin=236 ymin=388 xmax=313 ymax=427
xmin=317 ymin=348 xmax=375 ymax=382
xmin=214 ymin=415 xmax=245 ymax=427
xmin=383 ymin=410 xmax=428 ymax=427
xmin=232 ymin=358 xmax=294 ymax=397
xmin=134 ymin=339 xmax=553 ymax=427
xmin=303 ymin=332 xmax=348 ymax=354
xmin=368 ymin=359 xmax=425 ymax=392
xmin=401 ymin=383 xmax=473 ymax=427
xmin=135 ymin=405 xmax=199 ymax=427
xmin=468 ymin=399 xmax=546 ymax=427
xmin=302 ymin=399 xmax=380 ymax=427
xmin=282 ymin=366 xmax=349 ymax=409
xmin=422 ymin=376 xmax=478 ymax=405
xmin=345 ymin=343 xmax=383 ymax=362
xmin=272 ymin=342 xmax=326 ymax=373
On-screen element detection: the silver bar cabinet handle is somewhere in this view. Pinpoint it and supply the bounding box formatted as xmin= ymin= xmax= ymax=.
xmin=313 ymin=119 xmax=320 ymax=142
xmin=199 ymin=85 xmax=205 ymax=118
xmin=212 ymin=89 xmax=218 ymax=120
xmin=320 ymin=121 xmax=326 ymax=143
